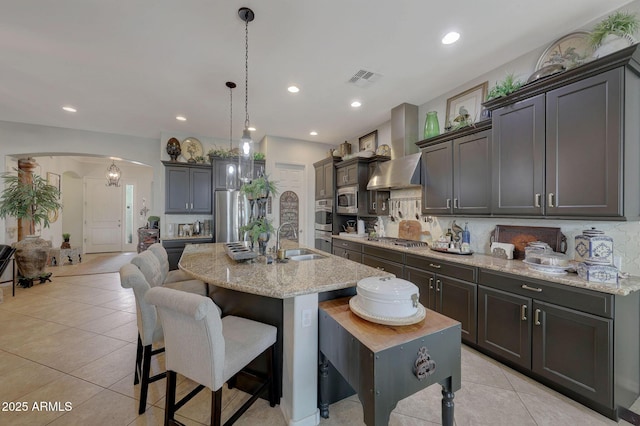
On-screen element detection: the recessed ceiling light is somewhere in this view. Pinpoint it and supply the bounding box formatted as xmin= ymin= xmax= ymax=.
xmin=62 ymin=106 xmax=77 ymax=113
xmin=287 ymin=85 xmax=300 ymax=93
xmin=351 ymin=101 xmax=362 ymax=108
xmin=442 ymin=31 xmax=460 ymax=45
xmin=248 ymin=126 xmax=256 ymax=132
xmin=176 ymin=115 xmax=187 ymax=121
xmin=310 ymin=131 xmax=318 ymax=136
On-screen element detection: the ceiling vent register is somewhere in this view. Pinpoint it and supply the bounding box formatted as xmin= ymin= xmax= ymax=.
xmin=348 ymin=69 xmax=383 ymax=88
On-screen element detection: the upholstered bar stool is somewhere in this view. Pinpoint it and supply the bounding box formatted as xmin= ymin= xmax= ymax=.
xmin=119 ymin=263 xmax=166 ymax=414
xmin=145 ymin=286 xmax=278 ymax=426
xmin=133 ymin=248 xmax=207 ymax=296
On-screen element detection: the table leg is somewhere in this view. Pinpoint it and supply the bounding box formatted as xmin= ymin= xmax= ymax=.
xmin=441 ymin=381 xmax=455 ymax=426
xmin=318 ymin=352 xmax=330 ymax=419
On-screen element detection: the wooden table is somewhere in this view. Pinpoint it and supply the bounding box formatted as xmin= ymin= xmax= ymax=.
xmin=318 ymin=297 xmax=461 ymax=426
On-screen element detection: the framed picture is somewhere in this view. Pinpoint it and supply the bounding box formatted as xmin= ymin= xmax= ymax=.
xmin=359 ymin=130 xmax=378 ymax=152
xmin=445 ymin=82 xmax=488 ymax=128
xmin=47 ymin=172 xmax=60 ymax=192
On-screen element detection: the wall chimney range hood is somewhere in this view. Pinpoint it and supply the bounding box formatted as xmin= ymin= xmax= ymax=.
xmin=367 ymin=103 xmax=422 ymax=190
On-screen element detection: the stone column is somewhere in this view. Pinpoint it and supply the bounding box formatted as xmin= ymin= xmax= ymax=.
xmin=17 ymin=157 xmax=38 ymax=241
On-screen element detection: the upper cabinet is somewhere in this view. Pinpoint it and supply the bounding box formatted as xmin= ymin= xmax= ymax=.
xmin=419 ymin=123 xmax=492 ymax=216
xmin=336 ymin=162 xmax=362 ymax=187
xmin=212 ymin=157 xmax=265 ymax=191
xmin=164 ymin=162 xmax=212 ymax=214
xmin=485 ymin=45 xmax=640 ymax=219
xmin=314 ymin=157 xmax=337 ymax=200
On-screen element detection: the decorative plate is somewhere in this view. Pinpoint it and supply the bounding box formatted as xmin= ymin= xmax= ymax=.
xmin=535 ymin=31 xmax=594 ymax=71
xmin=376 ymin=144 xmax=391 ymax=156
xmin=522 ymin=259 xmax=571 ymax=275
xmin=181 ymin=137 xmax=203 ymax=162
xmin=349 ymin=296 xmax=426 ymax=326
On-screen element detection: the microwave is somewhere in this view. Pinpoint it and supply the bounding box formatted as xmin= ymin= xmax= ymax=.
xmin=337 ymin=185 xmax=358 ymax=214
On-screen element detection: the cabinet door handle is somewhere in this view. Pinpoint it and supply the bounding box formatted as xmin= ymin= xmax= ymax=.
xmin=534 ymin=309 xmax=541 ymax=326
xmin=372 ymin=202 xmax=376 ymax=210
xmin=429 ymin=277 xmax=434 ymax=290
xmin=429 ymin=263 xmax=441 ymax=269
xmin=446 ymin=198 xmax=451 ymax=209
xmin=436 ymin=279 xmax=441 ymax=292
xmin=453 ymin=198 xmax=459 ymax=208
xmin=381 ymin=202 xmax=386 ymax=211
xmin=548 ymin=193 xmax=555 ymax=208
xmin=521 ymin=305 xmax=527 ymax=321
xmin=377 ymin=267 xmax=385 ymax=271
xmin=345 ymin=252 xmax=349 ymax=259
xmin=190 ymin=203 xmax=193 ymax=210
xmin=521 ymin=284 xmax=542 ymax=293
xmin=185 ymin=203 xmax=189 ymax=209
xmin=320 ymin=189 xmax=325 ymax=196
xmin=535 ymin=193 xmax=541 ymax=208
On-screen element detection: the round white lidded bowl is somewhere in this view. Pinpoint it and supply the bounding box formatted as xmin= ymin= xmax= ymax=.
xmin=355 ymin=276 xmax=420 ymax=318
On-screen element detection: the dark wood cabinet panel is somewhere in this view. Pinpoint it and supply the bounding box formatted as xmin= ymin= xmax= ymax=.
xmin=438 ymin=276 xmax=477 ymax=344
xmin=314 ymin=158 xmax=335 ymax=199
xmin=190 ymin=168 xmax=212 ymax=213
xmin=336 ymin=163 xmax=359 ymax=187
xmin=478 ymin=285 xmax=532 ymax=369
xmin=323 ymin=162 xmax=334 ymax=199
xmin=362 ymin=254 xmax=404 ymax=277
xmin=453 ymin=130 xmax=491 ymax=214
xmin=165 ymin=167 xmax=190 ymax=213
xmin=421 ymin=142 xmax=453 ymax=215
xmin=164 ymin=163 xmax=212 ymax=214
xmin=545 ymin=69 xmax=623 ymax=217
xmin=532 ymin=300 xmax=612 ymax=407
xmin=492 ymin=94 xmax=546 ymax=215
xmin=404 ymin=266 xmax=436 ymax=310
xmin=332 ymin=246 xmax=362 ymax=263
xmin=214 ymin=158 xmax=265 ymax=191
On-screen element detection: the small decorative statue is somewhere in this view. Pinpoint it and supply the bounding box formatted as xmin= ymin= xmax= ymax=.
xmin=166 ymin=138 xmax=181 ymax=161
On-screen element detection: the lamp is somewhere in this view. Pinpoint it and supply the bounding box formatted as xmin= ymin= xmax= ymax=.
xmin=238 ymin=7 xmax=255 ymax=184
xmin=106 ymin=160 xmax=121 ymax=187
xmin=226 ymin=81 xmax=237 ymax=190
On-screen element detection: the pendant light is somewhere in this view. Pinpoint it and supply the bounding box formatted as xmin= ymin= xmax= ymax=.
xmin=238 ymin=7 xmax=255 ymax=183
xmin=106 ymin=160 xmax=121 ymax=187
xmin=225 ymin=81 xmax=237 ymax=190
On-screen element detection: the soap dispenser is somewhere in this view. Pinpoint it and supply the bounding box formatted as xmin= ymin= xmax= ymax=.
xmin=462 ymin=223 xmax=470 ymax=244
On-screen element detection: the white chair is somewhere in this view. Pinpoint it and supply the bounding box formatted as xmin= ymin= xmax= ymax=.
xmin=132 ymin=249 xmax=207 ymax=296
xmin=145 ymin=286 xmax=278 ymax=426
xmin=147 ymin=243 xmax=193 ymax=284
xmin=119 ymin=263 xmax=166 ymax=415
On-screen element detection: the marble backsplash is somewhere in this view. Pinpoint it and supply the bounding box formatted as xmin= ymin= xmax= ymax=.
xmin=378 ymin=189 xmax=640 ymax=276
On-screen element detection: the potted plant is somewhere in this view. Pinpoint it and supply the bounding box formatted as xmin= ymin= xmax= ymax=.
xmin=590 ymin=11 xmax=639 ymax=58
xmin=240 ymin=217 xmax=274 ymax=254
xmin=239 ymin=175 xmax=279 ymax=200
xmin=61 ymin=233 xmax=71 ymax=249
xmin=486 ymin=73 xmax=524 ymax=101
xmin=0 ymin=168 xmax=62 ymax=280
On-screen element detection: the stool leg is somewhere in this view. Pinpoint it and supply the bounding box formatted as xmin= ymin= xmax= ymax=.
xmin=139 ymin=344 xmax=152 ymax=414
xmin=211 ymin=388 xmax=222 ymax=426
xmin=319 ymin=352 xmax=330 ymax=418
xmin=134 ymin=334 xmax=143 ymax=385
xmin=165 ymin=371 xmax=177 ymax=425
xmin=267 ymin=345 xmax=277 ymax=407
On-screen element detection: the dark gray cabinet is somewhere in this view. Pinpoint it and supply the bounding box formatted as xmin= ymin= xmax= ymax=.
xmin=366 ymin=161 xmax=390 ymax=216
xmin=213 ymin=157 xmax=265 ymax=190
xmin=477 ymin=269 xmax=617 ymax=413
xmin=362 ymin=245 xmax=404 ymax=277
xmin=492 ymin=94 xmax=546 ymax=215
xmin=420 ymin=127 xmax=491 ymax=216
xmin=162 ymin=237 xmax=213 ymax=270
xmin=164 ymin=162 xmax=212 ymax=214
xmin=545 ymin=69 xmax=622 ymax=217
xmin=405 ymin=254 xmax=477 ymax=344
xmin=332 ymin=239 xmax=362 ymax=263
xmin=335 ymin=163 xmax=360 ymax=187
xmin=314 ymin=158 xmax=336 ymax=200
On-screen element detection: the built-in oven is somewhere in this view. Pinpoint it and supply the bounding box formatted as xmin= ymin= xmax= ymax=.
xmin=336 ymin=185 xmax=358 ymax=214
xmin=315 ymin=230 xmax=332 ymax=253
xmin=314 ymin=199 xmax=333 ymax=231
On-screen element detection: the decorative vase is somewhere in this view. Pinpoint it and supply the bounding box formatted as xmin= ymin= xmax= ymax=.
xmin=258 ymin=232 xmax=270 ymax=256
xmin=61 ymin=239 xmax=71 ymax=249
xmin=13 ymin=235 xmax=52 ymax=279
xmin=424 ymin=111 xmax=440 ymax=139
xmin=166 ymin=138 xmax=182 ymax=162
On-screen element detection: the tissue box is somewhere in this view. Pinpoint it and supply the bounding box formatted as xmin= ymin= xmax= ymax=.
xmin=577 ymin=263 xmax=618 ymax=285
xmin=491 ymin=242 xmax=514 ymax=259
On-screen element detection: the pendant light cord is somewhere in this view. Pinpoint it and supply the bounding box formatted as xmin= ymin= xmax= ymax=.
xmin=244 ymin=17 xmax=250 ymax=130
xmin=229 ymin=84 xmax=233 ymax=150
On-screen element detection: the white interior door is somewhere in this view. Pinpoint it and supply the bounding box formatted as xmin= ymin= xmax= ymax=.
xmin=84 ymin=177 xmax=123 ymax=253
xmin=273 ymin=163 xmax=307 ymax=245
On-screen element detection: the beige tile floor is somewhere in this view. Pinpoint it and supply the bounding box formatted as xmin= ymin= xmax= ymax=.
xmin=0 ymin=254 xmax=638 ymax=425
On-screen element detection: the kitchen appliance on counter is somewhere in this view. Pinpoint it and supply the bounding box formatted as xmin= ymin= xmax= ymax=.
xmin=215 ymin=190 xmax=250 ymax=243
xmin=314 ymin=198 xmax=333 ymax=253
xmin=336 ymin=185 xmax=358 ymax=214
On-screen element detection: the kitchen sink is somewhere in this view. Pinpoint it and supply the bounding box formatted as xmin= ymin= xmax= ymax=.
xmin=289 ymin=253 xmax=328 ymax=261
xmin=284 ymin=248 xmax=317 ymax=257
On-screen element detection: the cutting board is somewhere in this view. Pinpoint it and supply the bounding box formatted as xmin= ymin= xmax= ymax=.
xmin=398 ymin=220 xmax=424 ymax=241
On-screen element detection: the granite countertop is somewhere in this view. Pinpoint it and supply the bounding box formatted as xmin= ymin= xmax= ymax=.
xmin=333 ymin=235 xmax=640 ymax=296
xmin=178 ymin=241 xmax=393 ymax=299
xmin=161 ymin=235 xmax=213 ymax=241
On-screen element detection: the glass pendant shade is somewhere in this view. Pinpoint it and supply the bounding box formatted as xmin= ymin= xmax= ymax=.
xmin=106 ymin=161 xmax=121 ymax=187
xmin=226 ymin=163 xmax=237 ymax=190
xmin=238 ymin=128 xmax=254 ymax=183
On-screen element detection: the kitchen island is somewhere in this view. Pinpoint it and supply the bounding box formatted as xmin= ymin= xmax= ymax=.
xmin=178 ymin=241 xmax=393 ymax=426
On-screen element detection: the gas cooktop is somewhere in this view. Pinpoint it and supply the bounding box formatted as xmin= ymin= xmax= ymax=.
xmin=367 ymin=237 xmax=428 ymax=248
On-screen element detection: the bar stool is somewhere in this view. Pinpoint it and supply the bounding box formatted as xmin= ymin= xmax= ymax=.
xmin=145 ymin=286 xmax=278 ymax=426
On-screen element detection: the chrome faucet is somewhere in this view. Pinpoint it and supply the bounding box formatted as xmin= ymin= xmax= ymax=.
xmin=276 ymin=222 xmax=298 ymax=253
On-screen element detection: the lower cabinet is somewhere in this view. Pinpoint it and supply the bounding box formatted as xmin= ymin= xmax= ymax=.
xmin=162 ymin=238 xmax=213 ymax=270
xmin=478 ymin=270 xmax=614 ymax=411
xmin=362 ymin=245 xmax=404 ymax=277
xmin=332 ymin=239 xmax=362 ymax=263
xmin=405 ymin=255 xmax=477 ymax=344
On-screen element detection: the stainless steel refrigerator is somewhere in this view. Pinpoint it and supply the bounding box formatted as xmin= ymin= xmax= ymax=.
xmin=215 ymin=190 xmax=250 ymax=243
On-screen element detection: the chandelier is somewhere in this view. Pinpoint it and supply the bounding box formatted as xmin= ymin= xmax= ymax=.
xmin=237 ymin=7 xmax=255 ymax=184
xmin=106 ymin=161 xmax=121 ymax=187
